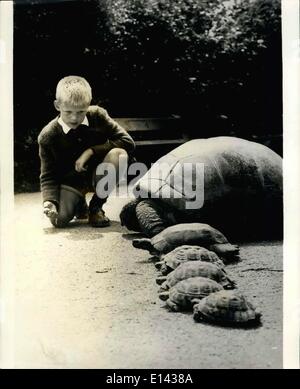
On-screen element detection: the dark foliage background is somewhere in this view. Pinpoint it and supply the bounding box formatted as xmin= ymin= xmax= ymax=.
xmin=14 ymin=0 xmax=282 ymax=192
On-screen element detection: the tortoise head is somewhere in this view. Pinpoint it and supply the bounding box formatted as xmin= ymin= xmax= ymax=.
xmin=156 ymin=275 xmax=167 ymax=286
xmin=220 ymin=277 xmax=236 ymax=290
xmin=119 ymin=199 xmax=141 ymax=232
xmin=209 ymin=243 xmax=240 ymax=263
xmin=154 ymin=260 xmax=172 ymax=275
xmin=219 ymin=271 xmax=237 ymax=290
xmin=154 ymin=260 xmax=164 ymax=270
xmin=158 ymin=291 xmax=169 ymax=301
xmin=222 ymin=278 xmax=237 ymax=290
xmin=132 ymin=238 xmax=159 ymax=256
xmin=158 ymin=282 xmax=169 ymax=292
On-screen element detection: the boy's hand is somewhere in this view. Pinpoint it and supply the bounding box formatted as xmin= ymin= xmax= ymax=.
xmin=75 ymin=148 xmax=94 ymax=173
xmin=43 ymin=201 xmax=58 ymax=218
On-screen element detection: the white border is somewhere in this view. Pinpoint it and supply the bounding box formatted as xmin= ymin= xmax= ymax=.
xmin=0 ymin=0 xmax=299 ymax=369
xmin=0 ymin=0 xmax=15 ymax=369
xmin=282 ymin=0 xmax=300 ymax=369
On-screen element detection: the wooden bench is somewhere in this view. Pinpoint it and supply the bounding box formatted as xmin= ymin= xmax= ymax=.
xmin=115 ymin=116 xmax=189 ymax=148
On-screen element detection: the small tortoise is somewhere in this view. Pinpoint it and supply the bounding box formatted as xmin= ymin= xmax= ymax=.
xmin=158 ymin=276 xmax=224 ymax=311
xmin=155 ymin=245 xmax=225 ymax=275
xmin=157 ymin=261 xmax=236 ymax=291
xmin=133 ymin=223 xmax=240 ymax=263
xmin=193 ymin=290 xmax=262 ymax=327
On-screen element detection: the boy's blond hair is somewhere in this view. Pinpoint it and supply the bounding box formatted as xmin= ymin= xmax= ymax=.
xmin=56 ymin=76 xmax=92 ymax=106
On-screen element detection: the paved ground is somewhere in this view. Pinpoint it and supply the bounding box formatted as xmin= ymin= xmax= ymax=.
xmin=13 ymin=190 xmax=283 ymax=369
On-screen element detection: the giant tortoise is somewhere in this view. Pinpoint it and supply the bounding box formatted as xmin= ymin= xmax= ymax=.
xmin=120 ymin=137 xmax=282 ymax=240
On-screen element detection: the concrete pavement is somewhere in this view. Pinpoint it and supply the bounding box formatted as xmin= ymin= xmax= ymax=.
xmin=12 ymin=190 xmax=283 ymax=368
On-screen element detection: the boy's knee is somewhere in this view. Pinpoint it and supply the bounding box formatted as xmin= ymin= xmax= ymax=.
xmin=106 ymin=147 xmax=128 ymax=160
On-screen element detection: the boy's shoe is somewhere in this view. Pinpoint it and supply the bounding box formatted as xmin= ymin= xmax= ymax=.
xmin=88 ymin=209 xmax=110 ymax=227
xmin=74 ymin=199 xmax=89 ymax=220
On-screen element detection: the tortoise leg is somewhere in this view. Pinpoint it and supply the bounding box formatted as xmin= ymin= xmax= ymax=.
xmin=135 ymin=199 xmax=172 ymax=237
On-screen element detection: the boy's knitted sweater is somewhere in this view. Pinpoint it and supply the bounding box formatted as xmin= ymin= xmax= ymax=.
xmin=38 ymin=105 xmax=135 ymax=205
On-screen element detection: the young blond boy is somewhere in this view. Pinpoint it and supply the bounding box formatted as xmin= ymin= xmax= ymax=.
xmin=38 ymin=76 xmax=135 ymax=228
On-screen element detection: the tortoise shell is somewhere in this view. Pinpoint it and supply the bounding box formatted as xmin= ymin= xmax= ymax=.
xmin=158 ymin=276 xmax=224 ymax=311
xmin=133 ymin=137 xmax=282 ymax=240
xmin=155 ymin=245 xmax=225 ymax=275
xmin=157 ymin=261 xmax=236 ymax=291
xmin=193 ymin=290 xmax=262 ymax=327
xmin=133 ymin=223 xmax=240 ymax=262
xmin=151 ymin=223 xmax=227 ymax=253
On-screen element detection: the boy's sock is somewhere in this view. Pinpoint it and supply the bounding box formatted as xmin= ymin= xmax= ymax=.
xmin=88 ymin=193 xmax=110 ymax=227
xmin=88 ymin=193 xmax=107 ymax=212
xmin=74 ymin=197 xmax=89 ymax=220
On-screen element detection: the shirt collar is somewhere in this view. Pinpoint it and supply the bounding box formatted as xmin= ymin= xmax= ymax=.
xmin=58 ymin=116 xmax=89 ymax=134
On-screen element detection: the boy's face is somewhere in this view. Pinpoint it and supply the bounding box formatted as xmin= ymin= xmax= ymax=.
xmin=54 ymin=100 xmax=90 ymax=129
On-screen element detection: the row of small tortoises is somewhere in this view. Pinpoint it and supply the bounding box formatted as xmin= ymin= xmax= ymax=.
xmin=131 ymin=223 xmax=262 ymax=327
xmin=120 ymin=137 xmax=282 ymax=327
